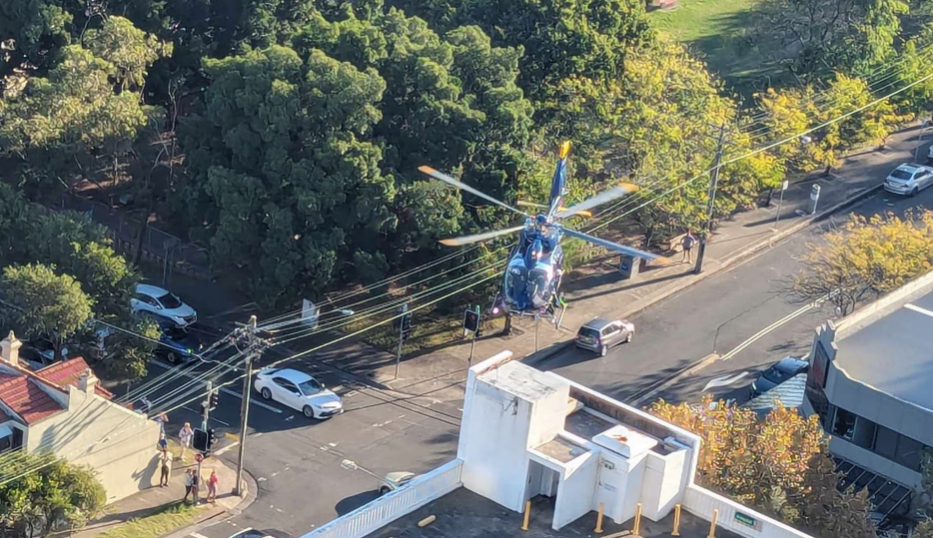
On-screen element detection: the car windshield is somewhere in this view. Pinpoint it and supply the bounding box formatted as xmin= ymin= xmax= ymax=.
xmin=298 ymin=378 xmax=324 ymax=395
xmin=578 ymin=327 xmax=599 ymax=339
xmin=890 ymin=169 xmax=914 ymax=180
xmin=762 ymin=366 xmax=786 ymax=383
xmin=158 ymin=292 xmax=183 ymax=309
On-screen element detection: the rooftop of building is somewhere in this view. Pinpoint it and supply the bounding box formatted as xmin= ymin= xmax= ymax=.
xmin=836 ymin=287 xmax=933 ymax=410
xmin=365 ymin=486 xmax=744 ymax=538
xmin=0 ymin=356 xmax=114 ymax=425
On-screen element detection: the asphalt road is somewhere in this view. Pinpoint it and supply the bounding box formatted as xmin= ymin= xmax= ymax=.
xmin=136 ymin=343 xmax=459 ymax=538
xmin=533 ymin=184 xmax=933 ymax=408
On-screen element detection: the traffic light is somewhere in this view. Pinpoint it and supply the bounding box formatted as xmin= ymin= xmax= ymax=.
xmin=207 ymin=428 xmax=217 ymax=450
xmin=209 ymin=390 xmax=219 ymax=411
xmin=192 ymin=428 xmax=208 ymax=452
xmin=463 ymin=309 xmax=479 ymax=333
xmin=401 ymin=313 xmax=413 ymax=340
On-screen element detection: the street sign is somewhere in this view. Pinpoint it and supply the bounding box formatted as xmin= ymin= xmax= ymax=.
xmin=195 ymin=453 xmax=203 ymax=463
xmin=781 ymin=180 xmax=789 ymax=191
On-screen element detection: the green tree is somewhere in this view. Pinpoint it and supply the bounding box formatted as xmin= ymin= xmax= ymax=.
xmin=84 ymin=16 xmax=172 ymax=91
xmin=0 ymin=455 xmax=106 ymax=538
xmin=755 ymin=0 xmax=907 ymax=79
xmin=790 ymin=210 xmax=933 ymax=316
xmin=0 ymin=264 xmax=93 ymax=358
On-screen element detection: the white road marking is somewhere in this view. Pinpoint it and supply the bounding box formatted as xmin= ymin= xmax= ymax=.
xmin=149 ymin=360 xmax=284 ymax=414
xmin=191 ymin=533 xmax=210 ymax=538
xmin=702 ymin=372 xmax=749 ymax=392
xmin=905 ymin=303 xmax=933 ymax=318
xmin=213 ymin=441 xmax=239 ymax=456
xmin=182 ymin=406 xmax=231 ymax=426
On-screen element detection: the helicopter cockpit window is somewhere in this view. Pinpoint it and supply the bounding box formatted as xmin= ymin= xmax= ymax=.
xmin=527 ymin=269 xmax=549 ymax=308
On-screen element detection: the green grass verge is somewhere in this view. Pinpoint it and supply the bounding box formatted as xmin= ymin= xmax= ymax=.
xmin=649 ymin=0 xmax=784 ymax=94
xmin=96 ymin=502 xmax=198 ymax=538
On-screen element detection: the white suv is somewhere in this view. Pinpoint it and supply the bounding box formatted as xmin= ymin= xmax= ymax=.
xmin=130 ymin=284 xmax=198 ymax=328
xmin=884 ymin=163 xmax=933 ymax=196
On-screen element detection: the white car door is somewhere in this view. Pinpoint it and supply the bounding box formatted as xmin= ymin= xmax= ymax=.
xmin=923 ymin=169 xmax=933 ymax=189
xmin=272 ymin=377 xmax=303 ymax=411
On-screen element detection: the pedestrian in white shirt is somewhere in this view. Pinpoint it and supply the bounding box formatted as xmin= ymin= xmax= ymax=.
xmin=179 ymin=422 xmax=194 ymax=460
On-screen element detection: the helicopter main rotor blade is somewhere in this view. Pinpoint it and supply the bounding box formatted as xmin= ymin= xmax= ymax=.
xmin=560 ymin=228 xmax=658 ymax=260
xmin=516 ymin=200 xmax=549 ymax=209
xmin=419 ymin=166 xmax=527 ymax=217
xmin=555 ymin=184 xmax=639 ymax=219
xmin=439 ymin=225 xmax=526 ymax=246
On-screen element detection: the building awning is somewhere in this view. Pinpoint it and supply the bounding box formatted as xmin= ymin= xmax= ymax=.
xmin=0 ymin=424 xmax=13 ymax=439
xmin=833 ymin=457 xmax=912 ymax=518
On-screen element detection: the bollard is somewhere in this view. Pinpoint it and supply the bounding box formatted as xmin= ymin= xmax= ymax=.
xmin=595 ymin=502 xmax=605 ymax=533
xmin=417 ymin=515 xmax=436 ymax=528
xmin=633 ymin=503 xmax=643 ymax=536
xmin=707 ymin=508 xmax=719 ymax=538
xmin=672 ymin=504 xmax=682 ymax=536
xmin=521 ymin=500 xmax=531 ymax=531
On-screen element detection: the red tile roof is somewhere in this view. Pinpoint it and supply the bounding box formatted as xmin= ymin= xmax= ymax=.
xmin=36 ymin=358 xmax=114 ymax=400
xmin=0 ymin=371 xmax=64 ymax=424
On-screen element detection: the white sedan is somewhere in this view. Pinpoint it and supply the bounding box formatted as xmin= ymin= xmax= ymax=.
xmin=254 ymin=368 xmax=344 ymax=419
xmin=130 ymin=284 xmax=198 ymax=328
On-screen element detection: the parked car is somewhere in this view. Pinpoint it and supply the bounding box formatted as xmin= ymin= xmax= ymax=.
xmin=379 ymin=471 xmax=417 ymax=494
xmin=155 ymin=321 xmax=203 ymax=364
xmin=749 ymin=357 xmax=809 ymax=399
xmin=575 ymin=317 xmax=634 ymax=356
xmin=884 ymin=163 xmax=933 ymax=196
xmin=130 ymin=284 xmax=197 ymax=328
xmin=254 ymin=368 xmax=344 ymax=419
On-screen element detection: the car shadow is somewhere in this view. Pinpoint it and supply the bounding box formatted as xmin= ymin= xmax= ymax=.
xmin=335 ymin=490 xmax=381 ymax=515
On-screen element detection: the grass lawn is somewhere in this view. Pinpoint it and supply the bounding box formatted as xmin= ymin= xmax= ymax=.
xmin=649 ymin=0 xmax=785 ymax=95
xmin=96 ymin=503 xmax=198 ymax=538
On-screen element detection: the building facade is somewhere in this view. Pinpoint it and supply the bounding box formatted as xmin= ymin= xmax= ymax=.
xmin=802 ymin=271 xmax=933 ymax=516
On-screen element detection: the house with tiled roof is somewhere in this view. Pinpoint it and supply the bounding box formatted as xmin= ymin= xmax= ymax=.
xmin=0 ymin=331 xmax=162 ymax=503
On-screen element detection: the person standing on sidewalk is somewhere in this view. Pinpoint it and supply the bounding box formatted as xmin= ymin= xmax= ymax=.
xmin=682 ymin=230 xmax=696 ymax=264
xmin=159 ymin=448 xmax=173 ymax=487
xmin=183 ymin=469 xmax=195 ymax=502
xmin=179 ymin=422 xmax=194 ymax=460
xmin=206 ymin=470 xmax=219 ymax=503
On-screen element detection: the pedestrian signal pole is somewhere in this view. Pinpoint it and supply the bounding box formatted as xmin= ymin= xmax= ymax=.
xmin=463 ymin=306 xmax=481 ymax=365
xmin=694 ymin=123 xmax=727 ymax=275
xmin=201 ymin=380 xmax=212 ymax=431
xmin=394 ymin=303 xmax=409 ymax=380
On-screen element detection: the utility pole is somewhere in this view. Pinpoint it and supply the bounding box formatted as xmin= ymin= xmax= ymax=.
xmin=694 ymin=123 xmax=727 ymax=275
xmin=394 ymin=303 xmax=409 ymax=379
xmin=235 ymin=315 xmax=262 ymax=497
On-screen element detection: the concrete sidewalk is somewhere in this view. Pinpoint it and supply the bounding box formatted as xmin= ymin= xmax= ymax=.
xmin=298 ymin=121 xmax=925 ymax=410
xmin=69 ymin=450 xmax=253 ymax=538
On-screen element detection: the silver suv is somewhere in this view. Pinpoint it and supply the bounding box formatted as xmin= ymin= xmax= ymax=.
xmin=575 ymin=317 xmax=634 ymax=356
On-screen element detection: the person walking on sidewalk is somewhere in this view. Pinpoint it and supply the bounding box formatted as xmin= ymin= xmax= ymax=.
xmin=206 ymin=470 xmax=219 ymax=503
xmin=183 ymin=469 xmax=195 ymax=503
xmin=159 ymin=448 xmax=173 ymax=487
xmin=179 ymin=422 xmax=194 ymax=460
xmin=682 ymin=230 xmax=696 ymax=264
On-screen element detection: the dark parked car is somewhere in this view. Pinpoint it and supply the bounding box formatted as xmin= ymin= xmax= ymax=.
xmin=749 ymin=357 xmax=809 ymax=398
xmin=575 ymin=317 xmax=634 ymax=356
xmin=155 ymin=321 xmax=203 ymax=364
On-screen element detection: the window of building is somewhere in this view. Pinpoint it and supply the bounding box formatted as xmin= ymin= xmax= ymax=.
xmin=874 ymin=426 xmax=899 ymax=460
xmin=894 ymin=435 xmax=923 ymax=471
xmin=852 ymin=417 xmax=877 ymax=450
xmin=833 ymin=408 xmax=857 ymax=439
xmin=806 ymin=378 xmax=831 ymax=428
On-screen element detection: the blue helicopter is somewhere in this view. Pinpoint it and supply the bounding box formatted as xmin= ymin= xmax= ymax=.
xmin=419 ymin=141 xmax=658 ymax=323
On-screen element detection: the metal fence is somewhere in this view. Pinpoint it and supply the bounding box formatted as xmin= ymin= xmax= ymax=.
xmin=52 ymin=194 xmax=211 ymax=280
xmin=298 ymin=459 xmax=463 ymax=538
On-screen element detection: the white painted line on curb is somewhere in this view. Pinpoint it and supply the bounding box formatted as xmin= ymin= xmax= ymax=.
xmin=213 ymin=441 xmax=239 ymax=456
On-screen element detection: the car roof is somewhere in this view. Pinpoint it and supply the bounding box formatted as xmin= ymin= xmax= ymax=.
xmin=386 ymin=471 xmax=416 ymax=483
xmin=136 ymin=283 xmax=170 ymax=297
xmin=266 ymin=368 xmax=314 ymax=384
xmin=581 ymin=317 xmax=612 ymax=330
xmin=895 ymin=163 xmax=924 ymax=173
xmin=773 ymin=356 xmax=808 ymax=371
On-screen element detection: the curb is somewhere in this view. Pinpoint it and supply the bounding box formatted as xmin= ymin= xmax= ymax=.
xmin=524 ymin=183 xmax=883 ymax=369
xmin=161 ymin=466 xmax=259 ymax=538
